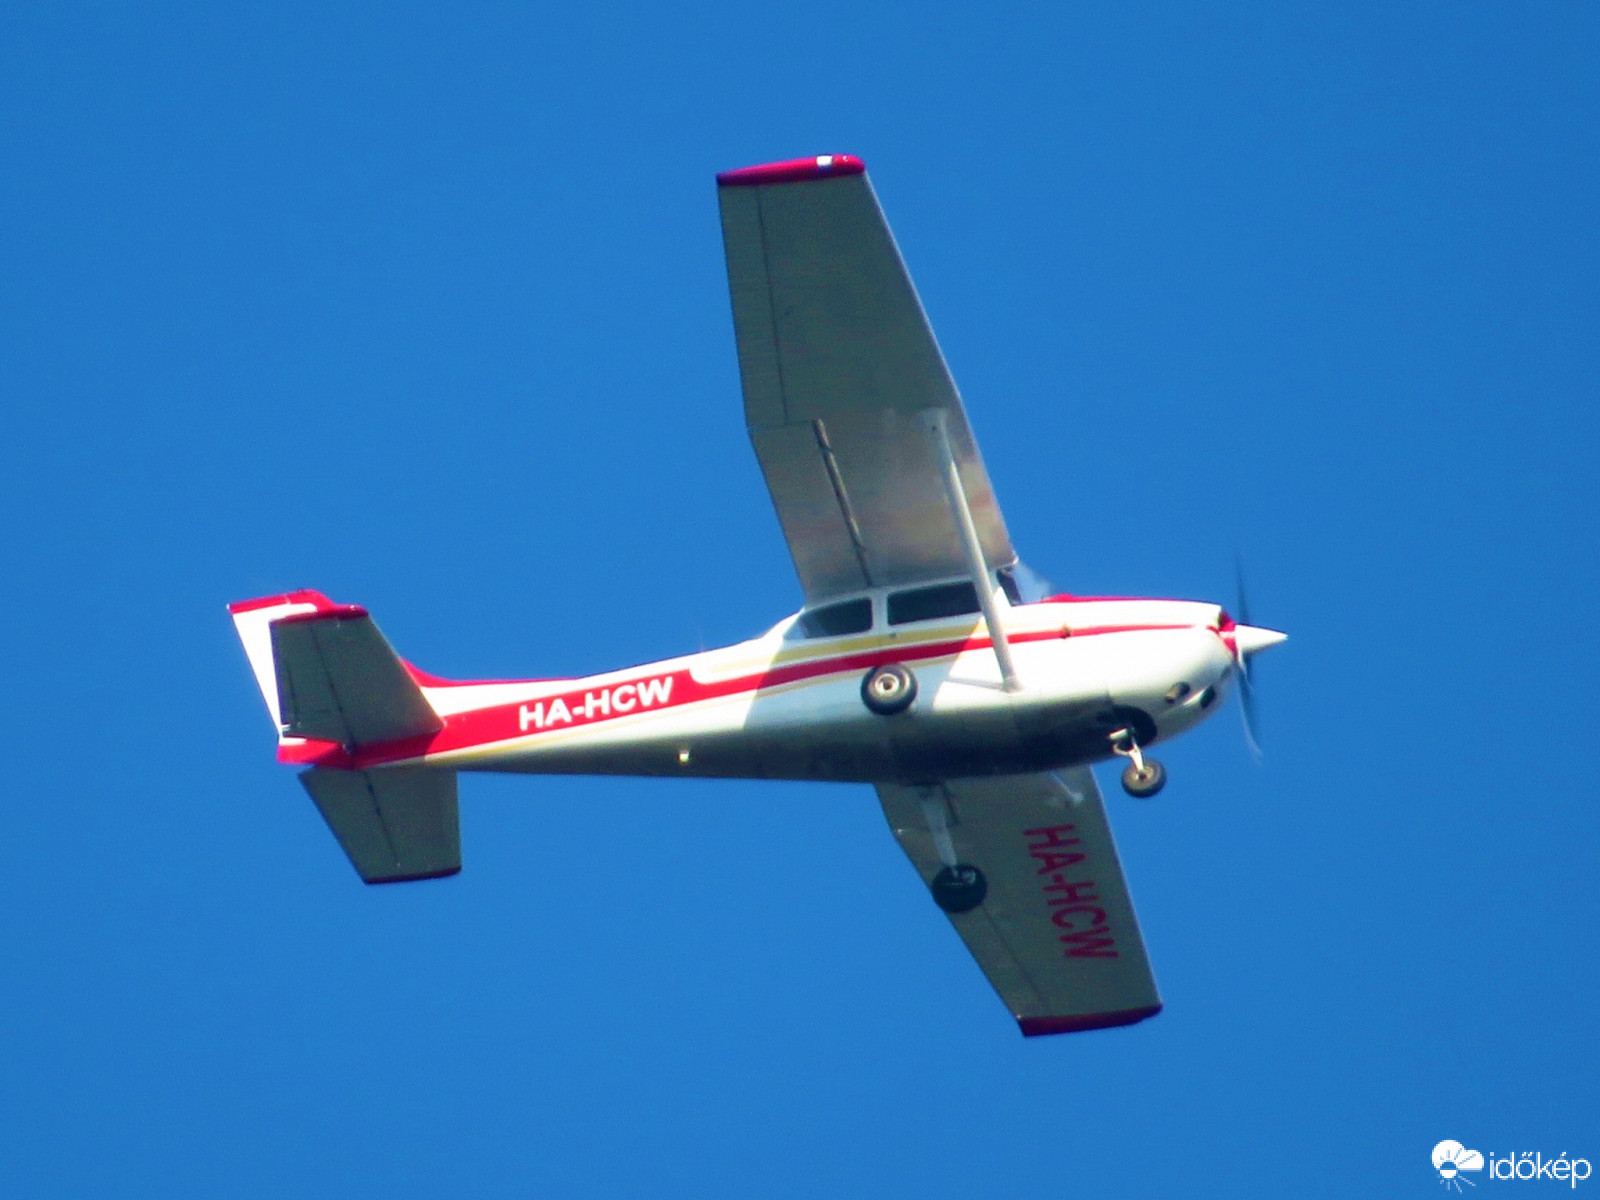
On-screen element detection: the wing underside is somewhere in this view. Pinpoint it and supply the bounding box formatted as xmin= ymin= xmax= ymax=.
xmin=876 ymin=768 xmax=1161 ymax=1035
xmin=718 ymin=160 xmax=1015 ymax=605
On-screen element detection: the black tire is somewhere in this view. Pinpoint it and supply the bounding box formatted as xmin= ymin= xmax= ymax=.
xmin=931 ymin=864 xmax=988 ymax=913
xmin=1121 ymin=758 xmax=1167 ymax=799
xmin=861 ymin=663 xmax=917 ymax=715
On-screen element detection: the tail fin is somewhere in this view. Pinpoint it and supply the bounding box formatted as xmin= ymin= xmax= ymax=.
xmin=229 ymin=591 xmax=459 ymax=885
xmin=227 ymin=590 xmax=442 ymax=747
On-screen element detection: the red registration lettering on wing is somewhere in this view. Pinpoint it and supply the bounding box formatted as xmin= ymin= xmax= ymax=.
xmin=1023 ymin=824 xmax=1119 ymax=960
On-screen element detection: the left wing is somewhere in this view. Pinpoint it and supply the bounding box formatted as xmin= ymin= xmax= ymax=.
xmin=717 ymin=155 xmax=1016 ymax=606
xmin=876 ymin=768 xmax=1161 ymax=1035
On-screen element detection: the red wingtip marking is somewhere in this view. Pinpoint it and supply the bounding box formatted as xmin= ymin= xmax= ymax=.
xmin=716 ymin=154 xmax=865 ymax=187
xmin=1018 ymin=1005 xmax=1163 ymax=1037
xmin=272 ymin=603 xmax=368 ymax=626
xmin=227 ymin=589 xmax=338 ymax=615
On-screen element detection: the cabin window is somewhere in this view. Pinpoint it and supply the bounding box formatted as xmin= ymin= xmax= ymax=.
xmin=997 ymin=567 xmax=1022 ymax=606
xmin=797 ymin=597 xmax=873 ymax=638
xmin=888 ymin=581 xmax=980 ymax=626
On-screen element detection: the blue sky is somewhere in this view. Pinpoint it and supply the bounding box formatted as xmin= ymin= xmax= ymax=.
xmin=2 ymin=2 xmax=1596 ymax=1195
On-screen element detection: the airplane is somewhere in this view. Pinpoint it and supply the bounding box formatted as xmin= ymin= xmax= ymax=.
xmin=229 ymin=153 xmax=1286 ymax=1037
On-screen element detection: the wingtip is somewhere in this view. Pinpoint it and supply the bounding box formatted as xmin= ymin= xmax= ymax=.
xmin=716 ymin=154 xmax=865 ymax=187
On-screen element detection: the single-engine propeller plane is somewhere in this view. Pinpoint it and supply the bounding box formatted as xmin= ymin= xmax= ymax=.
xmin=231 ymin=154 xmax=1286 ymax=1036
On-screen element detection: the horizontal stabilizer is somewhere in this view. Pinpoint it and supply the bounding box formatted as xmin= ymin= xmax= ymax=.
xmin=301 ymin=767 xmax=460 ymax=884
xmin=271 ymin=608 xmax=442 ymax=747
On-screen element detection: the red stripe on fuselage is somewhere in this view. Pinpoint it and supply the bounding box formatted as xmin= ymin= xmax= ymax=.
xmin=294 ymin=621 xmax=1194 ymax=770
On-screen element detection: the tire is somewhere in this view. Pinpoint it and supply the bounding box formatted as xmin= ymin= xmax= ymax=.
xmin=861 ymin=663 xmax=917 ymax=715
xmin=1121 ymin=759 xmax=1167 ymax=799
xmin=931 ymin=864 xmax=988 ymax=913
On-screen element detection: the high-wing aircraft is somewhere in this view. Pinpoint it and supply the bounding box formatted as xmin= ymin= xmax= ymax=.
xmin=230 ymin=154 xmax=1286 ymax=1036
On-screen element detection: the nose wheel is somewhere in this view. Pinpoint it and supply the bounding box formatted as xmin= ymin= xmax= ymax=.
xmin=1112 ymin=730 xmax=1167 ymax=798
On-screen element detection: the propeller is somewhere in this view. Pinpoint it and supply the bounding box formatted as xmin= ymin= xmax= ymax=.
xmin=1230 ymin=558 xmax=1286 ymax=761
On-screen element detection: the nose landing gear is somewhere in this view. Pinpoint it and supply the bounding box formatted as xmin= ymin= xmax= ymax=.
xmin=1112 ymin=730 xmax=1167 ymax=798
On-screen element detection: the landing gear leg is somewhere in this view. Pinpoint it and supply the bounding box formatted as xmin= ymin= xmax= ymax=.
xmin=917 ymin=787 xmax=988 ymax=913
xmin=1112 ymin=730 xmax=1167 ymax=798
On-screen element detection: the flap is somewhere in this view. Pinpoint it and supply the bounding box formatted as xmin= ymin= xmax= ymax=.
xmin=301 ymin=767 xmax=460 ymax=884
xmin=876 ymin=768 xmax=1161 ymax=1035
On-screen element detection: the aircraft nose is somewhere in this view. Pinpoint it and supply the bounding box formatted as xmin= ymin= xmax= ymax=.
xmin=1233 ymin=624 xmax=1287 ymax=657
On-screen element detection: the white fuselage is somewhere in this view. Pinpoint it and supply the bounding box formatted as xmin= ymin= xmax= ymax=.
xmin=328 ymin=593 xmax=1240 ymax=785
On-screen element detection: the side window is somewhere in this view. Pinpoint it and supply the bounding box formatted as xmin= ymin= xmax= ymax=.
xmin=797 ymin=597 xmax=873 ymax=638
xmin=997 ymin=567 xmax=1022 ymax=606
xmin=887 ymin=581 xmax=980 ymax=625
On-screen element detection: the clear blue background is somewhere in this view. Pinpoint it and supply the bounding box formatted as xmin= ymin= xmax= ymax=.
xmin=2 ymin=3 xmax=1595 ymax=1194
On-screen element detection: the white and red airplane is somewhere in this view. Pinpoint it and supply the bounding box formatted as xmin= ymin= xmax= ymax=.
xmin=230 ymin=154 xmax=1285 ymax=1037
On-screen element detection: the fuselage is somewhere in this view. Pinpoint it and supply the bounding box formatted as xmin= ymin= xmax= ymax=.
xmin=278 ymin=588 xmax=1241 ymax=785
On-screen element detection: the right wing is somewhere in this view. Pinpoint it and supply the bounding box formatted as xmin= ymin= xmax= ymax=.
xmin=717 ymin=155 xmax=1015 ymax=605
xmin=876 ymin=768 xmax=1161 ymax=1035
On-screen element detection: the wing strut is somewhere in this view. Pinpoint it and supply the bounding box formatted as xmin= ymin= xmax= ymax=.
xmin=917 ymin=786 xmax=960 ymax=868
xmin=921 ymin=407 xmax=1020 ymax=691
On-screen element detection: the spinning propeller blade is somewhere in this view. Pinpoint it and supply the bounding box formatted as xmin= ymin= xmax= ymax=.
xmin=1231 ymin=558 xmax=1286 ymax=761
xmin=1238 ymin=664 xmax=1263 ymax=761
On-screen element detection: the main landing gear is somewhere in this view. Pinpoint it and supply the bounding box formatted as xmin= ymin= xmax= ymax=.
xmin=915 ymin=786 xmax=987 ymax=914
xmin=1112 ymin=729 xmax=1167 ymax=799
xmin=861 ymin=663 xmax=917 ymax=715
xmin=930 ymin=864 xmax=988 ymax=913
